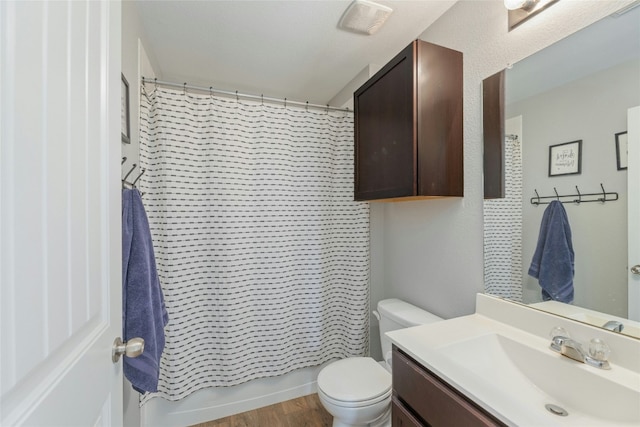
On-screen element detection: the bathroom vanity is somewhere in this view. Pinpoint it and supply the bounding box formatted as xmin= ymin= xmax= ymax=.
xmin=392 ymin=346 xmax=504 ymax=426
xmin=387 ymin=294 xmax=640 ymax=427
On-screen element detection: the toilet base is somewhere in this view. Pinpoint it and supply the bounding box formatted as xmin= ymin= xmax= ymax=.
xmin=329 ymin=406 xmax=391 ymax=427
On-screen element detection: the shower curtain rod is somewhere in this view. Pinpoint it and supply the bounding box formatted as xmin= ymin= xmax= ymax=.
xmin=141 ymin=77 xmax=352 ymax=113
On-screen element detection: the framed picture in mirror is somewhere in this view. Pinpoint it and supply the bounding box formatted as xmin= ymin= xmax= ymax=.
xmin=615 ymin=131 xmax=627 ymax=170
xmin=121 ymin=73 xmax=130 ymax=144
xmin=549 ymin=140 xmax=581 ymax=177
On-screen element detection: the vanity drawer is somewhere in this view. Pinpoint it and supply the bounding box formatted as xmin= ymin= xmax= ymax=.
xmin=392 ymin=396 xmax=423 ymax=427
xmin=392 ymin=346 xmax=506 ymax=427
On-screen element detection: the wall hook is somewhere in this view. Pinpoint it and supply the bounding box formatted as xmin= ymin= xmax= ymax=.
xmin=554 ymin=187 xmax=560 ymax=201
xmin=123 ymin=163 xmax=137 ymax=182
xmin=122 ymin=156 xmax=127 ymax=165
xmin=132 ymin=168 xmax=146 ymax=186
xmin=533 ymin=189 xmax=540 ymax=205
xmin=599 ymin=183 xmax=607 ymax=203
xmin=574 ymin=186 xmax=582 ymax=204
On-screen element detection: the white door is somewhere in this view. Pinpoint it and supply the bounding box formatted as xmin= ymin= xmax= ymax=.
xmin=1 ymin=1 xmax=123 ymax=425
xmin=628 ymin=106 xmax=640 ymax=322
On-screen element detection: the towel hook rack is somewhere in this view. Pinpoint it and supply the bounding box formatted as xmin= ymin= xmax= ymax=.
xmin=530 ymin=184 xmax=618 ymax=205
xmin=121 ymin=158 xmax=145 ymax=193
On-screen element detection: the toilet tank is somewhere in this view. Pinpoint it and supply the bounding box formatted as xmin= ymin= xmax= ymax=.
xmin=376 ymin=298 xmax=443 ymax=365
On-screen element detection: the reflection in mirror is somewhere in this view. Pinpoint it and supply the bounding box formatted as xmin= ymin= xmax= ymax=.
xmin=484 ymin=4 xmax=640 ymax=338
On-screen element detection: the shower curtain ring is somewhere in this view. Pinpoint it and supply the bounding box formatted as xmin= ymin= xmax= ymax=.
xmin=284 ymin=98 xmax=287 ymax=108
xmin=183 ymin=82 xmax=187 ymax=95
xmin=236 ymin=91 xmax=239 ymax=102
xmin=306 ymin=101 xmax=309 ymax=111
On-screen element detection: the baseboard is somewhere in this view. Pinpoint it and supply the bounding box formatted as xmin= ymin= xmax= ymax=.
xmin=139 ymin=365 xmax=326 ymax=427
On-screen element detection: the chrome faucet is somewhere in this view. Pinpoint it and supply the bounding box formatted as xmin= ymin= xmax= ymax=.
xmin=602 ymin=320 xmax=624 ymax=333
xmin=550 ymin=332 xmax=611 ymax=370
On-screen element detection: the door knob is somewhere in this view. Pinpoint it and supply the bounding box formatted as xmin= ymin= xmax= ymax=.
xmin=631 ymin=265 xmax=640 ymax=275
xmin=112 ymin=337 xmax=145 ymax=363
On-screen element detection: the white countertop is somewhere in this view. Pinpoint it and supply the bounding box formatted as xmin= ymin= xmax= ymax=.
xmin=386 ymin=294 xmax=640 ymax=427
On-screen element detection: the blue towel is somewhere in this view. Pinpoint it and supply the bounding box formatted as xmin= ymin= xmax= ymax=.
xmin=122 ymin=189 xmax=169 ymax=394
xmin=528 ymin=200 xmax=574 ymax=303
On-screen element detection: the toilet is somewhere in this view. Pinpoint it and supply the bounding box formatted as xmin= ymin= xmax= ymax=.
xmin=317 ymin=298 xmax=443 ymax=427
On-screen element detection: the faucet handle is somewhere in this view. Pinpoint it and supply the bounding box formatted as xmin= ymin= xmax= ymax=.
xmin=549 ymin=327 xmax=571 ymax=352
xmin=588 ymin=338 xmax=611 ymax=362
xmin=549 ymin=326 xmax=570 ymax=339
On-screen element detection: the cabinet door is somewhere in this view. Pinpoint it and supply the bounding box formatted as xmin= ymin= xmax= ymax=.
xmin=393 ymin=348 xmax=505 ymax=427
xmin=483 ymin=70 xmax=506 ymax=199
xmin=416 ymin=41 xmax=464 ymax=197
xmin=354 ymin=43 xmax=416 ymax=200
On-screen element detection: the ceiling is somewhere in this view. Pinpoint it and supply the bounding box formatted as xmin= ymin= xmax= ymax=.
xmin=133 ymin=0 xmax=457 ymax=106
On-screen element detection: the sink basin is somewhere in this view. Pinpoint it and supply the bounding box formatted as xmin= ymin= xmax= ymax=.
xmin=437 ymin=333 xmax=640 ymax=425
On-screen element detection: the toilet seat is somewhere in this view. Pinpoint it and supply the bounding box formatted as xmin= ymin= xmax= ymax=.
xmin=318 ymin=386 xmax=392 ymax=409
xmin=317 ymin=357 xmax=392 ymax=406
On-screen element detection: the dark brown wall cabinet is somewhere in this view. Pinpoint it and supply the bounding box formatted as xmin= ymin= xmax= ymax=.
xmin=354 ymin=40 xmax=463 ymax=201
xmin=483 ymin=70 xmax=506 ymax=199
xmin=392 ymin=346 xmax=506 ymax=427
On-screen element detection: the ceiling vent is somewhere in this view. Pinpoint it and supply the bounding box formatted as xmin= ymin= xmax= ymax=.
xmin=339 ymin=0 xmax=393 ymax=35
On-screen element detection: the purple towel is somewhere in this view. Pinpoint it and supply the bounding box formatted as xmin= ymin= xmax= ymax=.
xmin=122 ymin=189 xmax=169 ymax=393
xmin=528 ymin=200 xmax=574 ymax=303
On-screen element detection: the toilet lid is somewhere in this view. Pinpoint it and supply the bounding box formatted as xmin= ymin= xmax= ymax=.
xmin=317 ymin=357 xmax=392 ymax=403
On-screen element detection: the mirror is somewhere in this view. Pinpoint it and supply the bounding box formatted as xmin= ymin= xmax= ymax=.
xmin=483 ymin=5 xmax=640 ymax=338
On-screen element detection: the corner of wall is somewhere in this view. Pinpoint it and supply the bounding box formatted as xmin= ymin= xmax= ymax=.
xmin=328 ymin=64 xmax=380 ymax=109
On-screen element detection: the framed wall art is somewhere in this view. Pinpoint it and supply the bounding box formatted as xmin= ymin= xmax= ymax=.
xmin=121 ymin=73 xmax=131 ymax=144
xmin=549 ymin=140 xmax=581 ymax=177
xmin=615 ymin=131 xmax=627 ymax=170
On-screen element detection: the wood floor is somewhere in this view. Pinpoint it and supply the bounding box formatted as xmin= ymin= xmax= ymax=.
xmin=191 ymin=394 xmax=333 ymax=427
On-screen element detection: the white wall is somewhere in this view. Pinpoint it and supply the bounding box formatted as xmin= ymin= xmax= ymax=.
xmin=508 ymin=59 xmax=639 ymax=317
xmin=372 ymin=0 xmax=637 ymax=321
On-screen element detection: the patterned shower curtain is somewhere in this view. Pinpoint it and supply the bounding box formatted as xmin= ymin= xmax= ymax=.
xmin=138 ymin=86 xmax=370 ymax=402
xmin=484 ymin=134 xmax=523 ymax=301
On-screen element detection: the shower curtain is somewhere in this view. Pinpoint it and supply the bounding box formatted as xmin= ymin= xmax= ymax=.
xmin=138 ymin=86 xmax=370 ymax=402
xmin=484 ymin=134 xmax=523 ymax=301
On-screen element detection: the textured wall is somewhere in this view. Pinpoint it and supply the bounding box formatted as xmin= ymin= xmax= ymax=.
xmin=375 ymin=0 xmax=636 ymax=320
